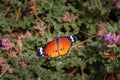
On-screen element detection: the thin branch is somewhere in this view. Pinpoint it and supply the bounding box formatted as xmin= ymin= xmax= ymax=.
xmin=4 ymin=7 xmax=11 ymax=17
xmin=72 ymin=34 xmax=97 ymax=48
xmin=79 ymin=30 xmax=92 ymax=36
xmin=34 ymin=11 xmax=41 ymax=22
xmin=0 ymin=69 xmax=8 ymax=78
xmin=81 ymin=68 xmax=84 ymax=80
xmin=66 ymin=68 xmax=78 ymax=80
xmin=39 ymin=58 xmax=47 ymax=66
xmin=103 ymin=73 xmax=107 ymax=80
xmin=15 ymin=7 xmax=21 ymax=21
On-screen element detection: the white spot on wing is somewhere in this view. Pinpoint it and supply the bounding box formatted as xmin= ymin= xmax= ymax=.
xmin=39 ymin=47 xmax=46 ymax=57
xmin=40 ymin=47 xmax=43 ymax=55
xmin=70 ymin=36 xmax=74 ymax=42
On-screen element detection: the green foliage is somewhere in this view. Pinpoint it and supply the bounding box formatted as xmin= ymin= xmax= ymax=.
xmin=0 ymin=0 xmax=120 ymax=80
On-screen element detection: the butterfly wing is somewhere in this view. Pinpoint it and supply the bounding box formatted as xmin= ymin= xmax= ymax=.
xmin=58 ymin=37 xmax=73 ymax=56
xmin=36 ymin=36 xmax=76 ymax=58
xmin=43 ymin=40 xmax=59 ymax=58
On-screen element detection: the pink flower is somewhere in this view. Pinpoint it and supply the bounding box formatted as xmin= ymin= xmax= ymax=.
xmin=98 ymin=20 xmax=103 ymax=24
xmin=112 ymin=35 xmax=120 ymax=43
xmin=58 ymin=61 xmax=62 ymax=64
xmin=105 ymin=32 xmax=120 ymax=43
xmin=1 ymin=38 xmax=14 ymax=51
xmin=2 ymin=38 xmax=10 ymax=47
xmin=25 ymin=31 xmax=32 ymax=38
xmin=116 ymin=1 xmax=120 ymax=8
xmin=105 ymin=32 xmax=112 ymax=41
xmin=1 ymin=38 xmax=10 ymax=50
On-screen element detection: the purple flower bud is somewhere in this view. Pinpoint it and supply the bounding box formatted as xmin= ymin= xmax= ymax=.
xmin=105 ymin=32 xmax=112 ymax=41
xmin=1 ymin=38 xmax=10 ymax=50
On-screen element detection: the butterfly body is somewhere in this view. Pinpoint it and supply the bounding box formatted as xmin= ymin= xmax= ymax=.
xmin=36 ymin=36 xmax=76 ymax=58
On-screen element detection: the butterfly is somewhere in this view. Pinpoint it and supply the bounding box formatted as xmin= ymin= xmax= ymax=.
xmin=36 ymin=36 xmax=76 ymax=58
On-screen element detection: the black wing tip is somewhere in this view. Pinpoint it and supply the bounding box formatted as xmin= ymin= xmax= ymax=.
xmin=36 ymin=49 xmax=41 ymax=57
xmin=36 ymin=48 xmax=46 ymax=57
xmin=69 ymin=35 xmax=77 ymax=43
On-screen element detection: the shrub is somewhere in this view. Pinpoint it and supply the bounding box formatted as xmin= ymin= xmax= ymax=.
xmin=0 ymin=0 xmax=120 ymax=80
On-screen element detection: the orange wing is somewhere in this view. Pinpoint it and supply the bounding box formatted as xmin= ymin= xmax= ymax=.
xmin=44 ymin=40 xmax=59 ymax=58
xmin=58 ymin=37 xmax=72 ymax=56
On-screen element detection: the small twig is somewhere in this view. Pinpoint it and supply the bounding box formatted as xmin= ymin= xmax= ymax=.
xmin=34 ymin=11 xmax=41 ymax=22
xmin=4 ymin=7 xmax=11 ymax=17
xmin=103 ymin=73 xmax=107 ymax=80
xmin=66 ymin=68 xmax=78 ymax=80
xmin=39 ymin=58 xmax=47 ymax=66
xmin=81 ymin=68 xmax=84 ymax=80
xmin=72 ymin=34 xmax=97 ymax=48
xmin=47 ymin=26 xmax=51 ymax=37
xmin=34 ymin=11 xmax=51 ymax=37
xmin=79 ymin=30 xmax=92 ymax=36
xmin=111 ymin=74 xmax=115 ymax=80
xmin=15 ymin=7 xmax=21 ymax=21
xmin=70 ymin=68 xmax=78 ymax=75
xmin=0 ymin=69 xmax=8 ymax=78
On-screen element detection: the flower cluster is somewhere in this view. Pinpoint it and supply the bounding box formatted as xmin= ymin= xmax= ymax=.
xmin=1 ymin=38 xmax=10 ymax=50
xmin=1 ymin=38 xmax=14 ymax=50
xmin=105 ymin=32 xmax=120 ymax=43
xmin=116 ymin=1 xmax=120 ymax=8
xmin=104 ymin=32 xmax=120 ymax=60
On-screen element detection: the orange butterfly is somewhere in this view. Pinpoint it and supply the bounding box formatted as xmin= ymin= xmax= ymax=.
xmin=36 ymin=36 xmax=76 ymax=58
